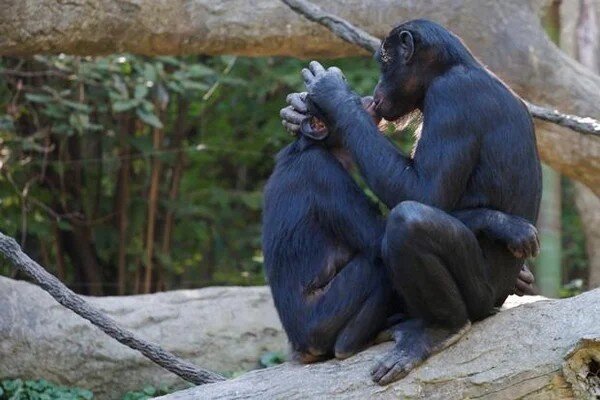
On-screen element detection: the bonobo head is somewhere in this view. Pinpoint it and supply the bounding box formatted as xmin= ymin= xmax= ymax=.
xmin=373 ymin=19 xmax=477 ymax=121
xmin=299 ymin=96 xmax=381 ymax=146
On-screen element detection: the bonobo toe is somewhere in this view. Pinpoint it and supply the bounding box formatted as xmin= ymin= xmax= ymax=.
xmin=370 ymin=345 xmax=423 ymax=385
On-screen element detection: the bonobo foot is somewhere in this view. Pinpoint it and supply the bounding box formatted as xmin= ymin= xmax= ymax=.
xmin=371 ymin=319 xmax=471 ymax=385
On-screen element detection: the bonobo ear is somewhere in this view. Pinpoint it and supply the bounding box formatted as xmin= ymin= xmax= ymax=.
xmin=300 ymin=117 xmax=328 ymax=141
xmin=398 ymin=31 xmax=415 ymax=63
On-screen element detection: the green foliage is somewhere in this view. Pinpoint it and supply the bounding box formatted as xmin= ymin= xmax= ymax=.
xmin=121 ymin=385 xmax=173 ymax=400
xmin=0 ymin=54 xmax=588 ymax=293
xmin=561 ymin=178 xmax=588 ymax=279
xmin=0 ymin=54 xmax=380 ymax=292
xmin=0 ymin=379 xmax=179 ymax=400
xmin=0 ymin=379 xmax=93 ymax=400
xmin=259 ymin=351 xmax=287 ymax=368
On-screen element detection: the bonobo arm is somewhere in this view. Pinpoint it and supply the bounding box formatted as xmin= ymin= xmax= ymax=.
xmin=452 ymin=208 xmax=540 ymax=259
xmin=305 ymin=149 xmax=385 ymax=257
xmin=302 ymin=62 xmax=477 ymax=211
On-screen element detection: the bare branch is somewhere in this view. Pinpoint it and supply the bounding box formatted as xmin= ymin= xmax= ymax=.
xmin=280 ymin=0 xmax=600 ymax=138
xmin=525 ymin=101 xmax=600 ymax=137
xmin=0 ymin=231 xmax=226 ymax=386
xmin=280 ymin=0 xmax=379 ymax=53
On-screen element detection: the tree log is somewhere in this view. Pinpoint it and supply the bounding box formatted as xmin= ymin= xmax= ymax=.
xmin=158 ymin=289 xmax=600 ymax=400
xmin=1 ymin=0 xmax=598 ymax=193
xmin=0 ymin=276 xmax=286 ymax=400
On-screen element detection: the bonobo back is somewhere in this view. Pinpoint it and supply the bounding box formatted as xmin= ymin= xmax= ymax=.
xmin=262 ymin=136 xmax=386 ymax=351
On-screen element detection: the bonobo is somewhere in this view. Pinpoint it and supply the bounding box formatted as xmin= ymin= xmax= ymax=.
xmin=264 ymin=84 xmax=538 ymax=366
xmin=294 ymin=19 xmax=542 ymax=384
xmin=263 ymin=91 xmax=397 ymax=362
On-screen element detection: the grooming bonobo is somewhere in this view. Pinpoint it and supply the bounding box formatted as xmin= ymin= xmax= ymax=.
xmin=263 ymin=19 xmax=541 ymax=385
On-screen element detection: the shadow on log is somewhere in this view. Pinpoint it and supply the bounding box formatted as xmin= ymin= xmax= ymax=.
xmin=158 ymin=289 xmax=600 ymax=400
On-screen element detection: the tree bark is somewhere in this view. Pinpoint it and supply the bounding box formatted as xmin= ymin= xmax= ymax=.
xmin=158 ymin=290 xmax=600 ymax=400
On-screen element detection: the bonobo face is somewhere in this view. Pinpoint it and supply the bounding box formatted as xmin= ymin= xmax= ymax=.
xmin=372 ymin=21 xmax=440 ymax=121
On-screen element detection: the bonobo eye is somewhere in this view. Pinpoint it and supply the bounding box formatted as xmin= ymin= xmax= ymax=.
xmin=378 ymin=39 xmax=395 ymax=68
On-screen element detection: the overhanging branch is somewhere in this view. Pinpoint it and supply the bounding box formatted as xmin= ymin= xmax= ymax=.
xmin=280 ymin=0 xmax=600 ymax=138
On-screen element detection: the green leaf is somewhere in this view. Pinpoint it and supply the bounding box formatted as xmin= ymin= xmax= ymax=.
xmin=187 ymin=64 xmax=215 ymax=77
xmin=259 ymin=351 xmax=286 ymax=368
xmin=25 ymin=93 xmax=53 ymax=103
xmin=62 ymin=100 xmax=91 ymax=113
xmin=112 ymin=99 xmax=140 ymax=112
xmin=134 ymin=84 xmax=149 ymax=100
xmin=57 ymin=219 xmax=73 ymax=231
xmin=143 ymin=63 xmax=157 ymax=82
xmin=142 ymin=386 xmax=156 ymax=395
xmin=180 ymin=80 xmax=209 ymax=91
xmin=136 ymin=108 xmax=163 ymax=128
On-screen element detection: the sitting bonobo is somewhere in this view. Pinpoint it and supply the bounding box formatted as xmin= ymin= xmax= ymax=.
xmin=264 ymin=61 xmax=539 ymax=376
xmin=274 ymin=19 xmax=542 ymax=385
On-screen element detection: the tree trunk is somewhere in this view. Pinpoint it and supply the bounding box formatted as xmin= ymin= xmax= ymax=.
xmin=144 ymin=125 xmax=164 ymax=293
xmin=114 ymin=116 xmax=133 ymax=295
xmin=158 ymin=99 xmax=189 ymax=291
xmin=61 ymin=226 xmax=104 ymax=295
xmin=561 ymin=0 xmax=600 ymax=290
xmin=537 ymin=165 xmax=563 ymax=297
xmin=158 ymin=289 xmax=600 ymax=400
xmin=535 ymin=3 xmax=563 ymax=298
xmin=1 ymin=0 xmax=599 ymax=193
xmin=575 ymin=0 xmax=600 ymax=290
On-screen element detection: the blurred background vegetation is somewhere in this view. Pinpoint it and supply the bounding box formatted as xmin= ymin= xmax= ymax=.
xmin=0 ymin=54 xmax=591 ymax=297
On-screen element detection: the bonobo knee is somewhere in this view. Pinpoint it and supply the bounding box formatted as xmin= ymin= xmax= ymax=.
xmin=386 ymin=201 xmax=434 ymax=237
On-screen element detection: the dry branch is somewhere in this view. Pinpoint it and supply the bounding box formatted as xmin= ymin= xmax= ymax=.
xmin=0 ymin=231 xmax=225 ymax=386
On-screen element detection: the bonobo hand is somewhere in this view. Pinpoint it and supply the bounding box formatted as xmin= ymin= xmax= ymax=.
xmin=302 ymin=61 xmax=360 ymax=125
xmin=514 ymin=264 xmax=536 ymax=296
xmin=280 ymin=92 xmax=380 ymax=137
xmin=486 ymin=215 xmax=540 ymax=260
xmin=280 ymin=92 xmax=309 ymax=136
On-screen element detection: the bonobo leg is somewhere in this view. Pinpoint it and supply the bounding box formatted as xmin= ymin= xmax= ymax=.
xmin=296 ymin=255 xmax=394 ymax=362
xmin=373 ymin=201 xmax=494 ymax=384
xmin=333 ymin=267 xmax=395 ymax=359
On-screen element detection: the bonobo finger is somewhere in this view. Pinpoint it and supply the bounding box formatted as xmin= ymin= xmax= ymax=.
xmin=301 ymin=68 xmax=315 ymax=85
xmin=520 ymin=265 xmax=535 ymax=284
xmin=513 ymin=285 xmax=525 ymax=296
xmin=282 ymin=121 xmax=301 ymax=136
xmin=515 ymin=279 xmax=532 ymax=296
xmin=309 ymin=61 xmax=326 ymax=76
xmin=523 ymin=239 xmax=533 ymax=259
xmin=327 ymin=66 xmax=345 ymax=80
xmin=532 ymin=234 xmax=540 ymax=258
xmin=509 ymin=245 xmax=524 ymax=259
xmin=287 ymin=92 xmax=308 ymax=113
xmin=280 ymin=105 xmax=306 ymax=125
xmin=371 ymin=350 xmax=413 ymax=385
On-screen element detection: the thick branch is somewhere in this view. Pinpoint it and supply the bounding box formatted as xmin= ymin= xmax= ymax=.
xmin=281 ymin=0 xmax=600 ymax=139
xmin=1 ymin=0 xmax=599 ymax=191
xmin=158 ymin=290 xmax=600 ymax=399
xmin=0 ymin=231 xmax=225 ymax=386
